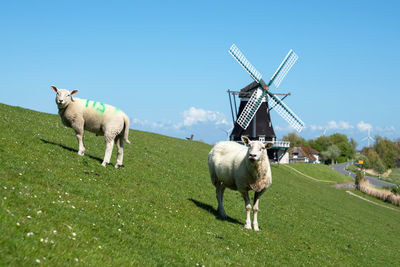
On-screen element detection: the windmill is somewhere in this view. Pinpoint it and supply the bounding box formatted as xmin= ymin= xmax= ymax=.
xmin=362 ymin=128 xmax=374 ymax=147
xmin=227 ymin=44 xmax=305 ymax=161
xmin=228 ymin=44 xmax=305 ymax=140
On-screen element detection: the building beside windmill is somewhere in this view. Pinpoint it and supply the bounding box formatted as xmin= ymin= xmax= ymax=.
xmin=289 ymin=146 xmax=320 ymax=163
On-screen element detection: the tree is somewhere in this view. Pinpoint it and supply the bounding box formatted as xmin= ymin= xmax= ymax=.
xmin=283 ymin=132 xmax=308 ymax=148
xmin=309 ymin=135 xmax=331 ymax=152
xmin=329 ymin=133 xmax=348 ymax=145
xmin=374 ymin=138 xmax=400 ymax=169
xmin=320 ymin=144 xmax=341 ymax=164
xmin=349 ymin=138 xmax=357 ymax=157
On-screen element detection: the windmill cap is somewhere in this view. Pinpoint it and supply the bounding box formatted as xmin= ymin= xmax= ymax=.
xmin=238 ymin=79 xmax=266 ymax=98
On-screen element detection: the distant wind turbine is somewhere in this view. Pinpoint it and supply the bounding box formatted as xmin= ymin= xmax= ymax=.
xmin=219 ymin=126 xmax=234 ymax=140
xmin=362 ymin=128 xmax=374 ymax=147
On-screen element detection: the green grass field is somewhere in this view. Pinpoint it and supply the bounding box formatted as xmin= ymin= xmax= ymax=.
xmin=383 ymin=168 xmax=400 ymax=186
xmin=1 ymin=103 xmax=400 ymax=266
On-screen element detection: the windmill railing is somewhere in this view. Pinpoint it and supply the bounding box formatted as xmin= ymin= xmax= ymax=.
xmin=271 ymin=140 xmax=290 ymax=148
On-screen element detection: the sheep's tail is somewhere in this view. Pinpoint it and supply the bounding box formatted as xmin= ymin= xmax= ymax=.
xmin=123 ymin=113 xmax=131 ymax=144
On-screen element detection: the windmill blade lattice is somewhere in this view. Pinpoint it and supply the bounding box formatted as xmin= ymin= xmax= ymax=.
xmin=269 ymin=49 xmax=298 ymax=88
xmin=229 ymin=44 xmax=262 ymax=83
xmin=267 ymin=92 xmax=305 ymax=132
xmin=236 ymin=88 xmax=266 ymax=129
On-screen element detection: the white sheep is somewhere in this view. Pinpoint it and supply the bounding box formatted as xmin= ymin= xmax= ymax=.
xmin=208 ymin=136 xmax=273 ymax=231
xmin=51 ymin=85 xmax=131 ymax=168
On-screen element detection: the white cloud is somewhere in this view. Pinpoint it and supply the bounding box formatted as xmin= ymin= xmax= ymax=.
xmin=132 ymin=118 xmax=181 ymax=131
xmin=375 ymin=125 xmax=396 ymax=132
xmin=131 ymin=107 xmax=229 ymax=133
xmin=357 ymin=121 xmax=372 ymax=132
xmin=183 ymin=107 xmax=228 ymax=126
xmin=309 ymin=120 xmax=354 ymax=131
xmin=327 ymin=120 xmax=354 ymax=130
xmin=310 ymin=125 xmax=324 ymax=131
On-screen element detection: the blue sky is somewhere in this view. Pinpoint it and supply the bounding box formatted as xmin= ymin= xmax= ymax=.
xmin=1 ymin=1 xmax=399 ymax=148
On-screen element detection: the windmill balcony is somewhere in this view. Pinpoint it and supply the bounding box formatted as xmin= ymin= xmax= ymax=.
xmin=271 ymin=140 xmax=290 ymax=149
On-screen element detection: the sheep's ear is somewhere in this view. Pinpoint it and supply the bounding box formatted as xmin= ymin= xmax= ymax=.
xmin=265 ymin=142 xmax=273 ymax=149
xmin=71 ymin=90 xmax=79 ymax=95
xmin=50 ymin=85 xmax=58 ymax=93
xmin=241 ymin=136 xmax=250 ymax=145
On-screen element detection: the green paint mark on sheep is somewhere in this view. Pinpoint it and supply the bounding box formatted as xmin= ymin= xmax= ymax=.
xmin=84 ymin=100 xmax=106 ymax=114
xmin=96 ymin=102 xmax=106 ymax=114
xmin=114 ymin=107 xmax=121 ymax=113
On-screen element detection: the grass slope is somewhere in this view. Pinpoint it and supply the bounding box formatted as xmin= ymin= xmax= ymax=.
xmin=1 ymin=103 xmax=400 ymax=266
xmin=384 ymin=168 xmax=400 ymax=186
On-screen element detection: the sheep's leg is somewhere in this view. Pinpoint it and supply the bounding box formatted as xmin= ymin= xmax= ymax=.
xmin=241 ymin=191 xmax=252 ymax=230
xmin=253 ymin=189 xmax=266 ymax=231
xmin=102 ymin=137 xmax=115 ymax=167
xmin=73 ymin=126 xmax=85 ymax=156
xmin=216 ymin=183 xmax=227 ymax=218
xmin=114 ymin=136 xmax=124 ymax=168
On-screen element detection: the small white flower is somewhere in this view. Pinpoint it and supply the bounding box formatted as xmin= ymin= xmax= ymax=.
xmin=37 ymin=210 xmax=42 ymax=215
xmin=19 ymin=173 xmax=22 ymax=176
xmin=16 ymin=222 xmax=20 ymax=226
xmin=27 ymin=232 xmax=34 ymax=237
xmin=27 ymin=215 xmax=32 ymax=219
xmin=75 ymin=258 xmax=79 ymax=262
xmin=53 ymin=230 xmax=57 ymax=234
xmin=3 ymin=186 xmax=7 ymax=190
xmin=36 ymin=259 xmax=41 ymax=263
xmin=71 ymin=205 xmax=75 ymax=209
xmin=118 ymin=228 xmax=122 ymax=232
xmin=3 ymin=197 xmax=6 ymax=200
xmin=98 ymin=245 xmax=102 ymax=249
xmin=72 ymin=232 xmax=76 ymax=237
xmin=40 ymin=238 xmax=44 ymax=242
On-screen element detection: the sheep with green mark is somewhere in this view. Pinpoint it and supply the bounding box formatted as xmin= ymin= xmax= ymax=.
xmin=51 ymin=85 xmax=131 ymax=168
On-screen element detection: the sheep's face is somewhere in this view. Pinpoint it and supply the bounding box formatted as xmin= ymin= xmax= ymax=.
xmin=241 ymin=136 xmax=273 ymax=162
xmin=51 ymin=86 xmax=78 ymax=109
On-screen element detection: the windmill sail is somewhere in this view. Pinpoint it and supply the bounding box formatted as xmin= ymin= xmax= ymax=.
xmin=269 ymin=49 xmax=298 ymax=88
xmin=266 ymin=92 xmax=305 ymax=132
xmin=229 ymin=44 xmax=262 ymax=83
xmin=236 ymin=88 xmax=266 ymax=129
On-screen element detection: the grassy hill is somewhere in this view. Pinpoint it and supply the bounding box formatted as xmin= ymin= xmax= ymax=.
xmin=1 ymin=103 xmax=400 ymax=266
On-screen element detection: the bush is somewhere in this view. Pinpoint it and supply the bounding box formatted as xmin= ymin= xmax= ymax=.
xmin=391 ymin=186 xmax=400 ymax=195
xmin=336 ymin=156 xmax=347 ymax=164
xmin=355 ymin=170 xmax=366 ymax=190
xmin=373 ymin=160 xmax=386 ymax=174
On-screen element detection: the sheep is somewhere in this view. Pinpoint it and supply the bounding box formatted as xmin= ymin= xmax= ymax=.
xmin=51 ymin=85 xmax=131 ymax=168
xmin=208 ymin=136 xmax=273 ymax=231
